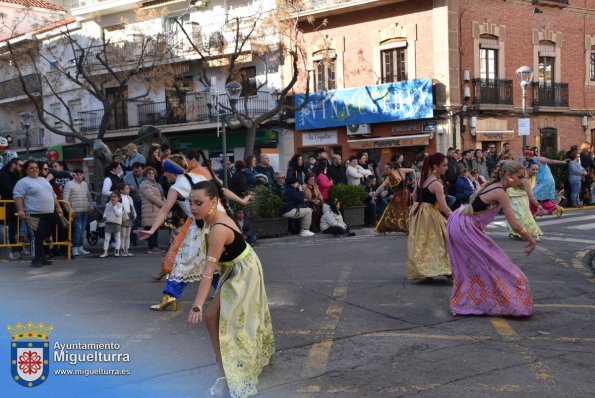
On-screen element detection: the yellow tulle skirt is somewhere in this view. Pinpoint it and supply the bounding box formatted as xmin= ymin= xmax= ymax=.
xmin=407 ymin=202 xmax=452 ymax=280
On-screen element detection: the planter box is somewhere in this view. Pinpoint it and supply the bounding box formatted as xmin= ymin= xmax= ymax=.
xmin=343 ymin=206 xmax=365 ymax=229
xmin=251 ymin=217 xmax=289 ymax=238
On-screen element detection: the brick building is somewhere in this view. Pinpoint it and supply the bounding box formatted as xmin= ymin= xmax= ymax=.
xmin=291 ymin=0 xmax=595 ymax=167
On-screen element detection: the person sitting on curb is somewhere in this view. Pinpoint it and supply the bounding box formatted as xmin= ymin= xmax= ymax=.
xmin=320 ymin=198 xmax=356 ymax=237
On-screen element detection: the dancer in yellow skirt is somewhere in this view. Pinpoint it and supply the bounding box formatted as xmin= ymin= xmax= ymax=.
xmin=374 ymin=162 xmax=416 ymax=233
xmin=506 ymin=161 xmax=543 ymax=241
xmin=407 ymin=153 xmax=453 ymax=280
xmin=188 ymin=181 xmax=274 ymax=398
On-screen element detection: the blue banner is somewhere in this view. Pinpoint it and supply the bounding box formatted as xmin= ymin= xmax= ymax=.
xmin=294 ymin=78 xmax=434 ymax=130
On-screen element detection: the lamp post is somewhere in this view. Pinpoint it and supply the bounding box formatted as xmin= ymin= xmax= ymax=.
xmin=207 ymin=81 xmax=242 ymax=188
xmin=515 ymin=66 xmax=533 ymax=151
xmin=19 ymin=111 xmax=33 ymax=159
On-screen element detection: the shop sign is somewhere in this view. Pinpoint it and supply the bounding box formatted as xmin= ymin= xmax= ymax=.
xmin=295 ymin=78 xmax=434 ymax=130
xmin=475 ymin=131 xmax=515 ymax=141
xmin=348 ymin=134 xmax=430 ymax=150
xmin=391 ymin=123 xmax=421 ymax=133
xmin=422 ymin=121 xmax=437 ymax=133
xmin=302 ymin=131 xmax=338 ymax=147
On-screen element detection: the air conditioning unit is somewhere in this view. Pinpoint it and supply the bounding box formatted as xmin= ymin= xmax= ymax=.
xmin=347 ymin=123 xmax=370 ymax=135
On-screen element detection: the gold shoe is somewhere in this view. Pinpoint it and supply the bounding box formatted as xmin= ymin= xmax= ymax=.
xmin=555 ymin=206 xmax=564 ymax=218
xmin=150 ymin=294 xmax=177 ymax=311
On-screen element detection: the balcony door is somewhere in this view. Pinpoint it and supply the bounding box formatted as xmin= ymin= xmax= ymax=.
xmin=538 ymin=41 xmax=556 ymax=85
xmin=105 ymin=86 xmax=128 ymax=130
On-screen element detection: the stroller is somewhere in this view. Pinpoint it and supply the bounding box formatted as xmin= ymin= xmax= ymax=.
xmin=86 ymin=201 xmax=105 ymax=246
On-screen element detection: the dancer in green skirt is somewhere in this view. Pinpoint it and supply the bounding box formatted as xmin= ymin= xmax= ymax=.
xmin=187 ymin=181 xmax=274 ymax=398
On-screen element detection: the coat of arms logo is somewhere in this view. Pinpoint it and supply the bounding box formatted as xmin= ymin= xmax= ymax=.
xmin=8 ymin=321 xmax=53 ymax=387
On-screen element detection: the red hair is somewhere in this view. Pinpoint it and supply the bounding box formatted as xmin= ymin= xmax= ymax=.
xmin=413 ymin=152 xmax=446 ymax=215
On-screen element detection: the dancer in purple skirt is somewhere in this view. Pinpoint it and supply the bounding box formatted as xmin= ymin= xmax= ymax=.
xmin=447 ymin=160 xmax=536 ymax=317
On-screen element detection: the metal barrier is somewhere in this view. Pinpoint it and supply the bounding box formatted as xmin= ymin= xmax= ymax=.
xmin=0 ymin=200 xmax=73 ymax=261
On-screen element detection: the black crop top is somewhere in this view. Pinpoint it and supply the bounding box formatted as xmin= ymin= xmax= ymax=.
xmin=212 ymin=223 xmax=247 ymax=262
xmin=420 ymin=180 xmax=438 ymax=204
xmin=471 ymin=186 xmax=502 ymax=212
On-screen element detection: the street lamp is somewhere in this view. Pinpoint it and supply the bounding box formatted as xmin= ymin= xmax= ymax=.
xmin=19 ymin=111 xmax=33 ymax=159
xmin=206 ymin=81 xmax=242 ymax=188
xmin=515 ymin=66 xmax=533 ymax=151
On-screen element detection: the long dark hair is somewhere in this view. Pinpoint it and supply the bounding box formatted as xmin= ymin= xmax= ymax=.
xmin=288 ymin=154 xmax=306 ymax=172
xmin=413 ymin=152 xmax=446 ymax=215
xmin=192 ymin=149 xmax=236 ymax=223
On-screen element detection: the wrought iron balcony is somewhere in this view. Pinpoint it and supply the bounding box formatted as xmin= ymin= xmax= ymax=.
xmin=531 ymin=82 xmax=569 ymax=108
xmin=471 ymin=78 xmax=513 ymax=106
xmin=0 ymin=74 xmax=41 ymax=101
xmin=137 ymin=91 xmax=276 ymax=126
xmin=77 ymin=109 xmax=129 ymax=132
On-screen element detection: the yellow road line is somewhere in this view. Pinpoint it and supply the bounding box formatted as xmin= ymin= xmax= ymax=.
xmin=490 ymin=318 xmax=557 ymax=385
xmin=279 ymin=329 xmax=595 ymax=343
xmin=535 ymin=303 xmax=595 ymax=309
xmin=572 ymin=246 xmax=595 ymax=284
xmin=300 ymin=266 xmax=351 ymax=379
xmin=535 ymin=246 xmax=568 ymax=268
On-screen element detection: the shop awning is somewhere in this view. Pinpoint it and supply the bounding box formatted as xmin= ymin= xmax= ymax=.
xmin=347 ymin=134 xmax=431 ymax=150
xmin=475 ymin=130 xmax=515 ymax=141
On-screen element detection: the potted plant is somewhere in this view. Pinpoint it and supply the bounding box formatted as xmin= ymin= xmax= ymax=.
xmin=328 ymin=183 xmax=368 ymax=228
xmin=246 ymin=185 xmax=287 ymax=238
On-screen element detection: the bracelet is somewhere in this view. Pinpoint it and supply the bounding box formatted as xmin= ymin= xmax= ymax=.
xmin=205 ymin=256 xmax=219 ymax=264
xmin=201 ymin=274 xmax=213 ymax=279
xmin=191 ymin=305 xmax=202 ymax=313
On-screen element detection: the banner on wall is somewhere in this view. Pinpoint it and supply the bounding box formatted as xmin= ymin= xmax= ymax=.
xmin=294 ymin=78 xmax=434 ymax=130
xmin=347 ymin=134 xmax=430 ymax=150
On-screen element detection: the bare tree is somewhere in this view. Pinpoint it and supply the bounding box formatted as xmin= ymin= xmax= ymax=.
xmin=1 ymin=10 xmax=176 ymax=161
xmin=175 ymin=0 xmax=314 ymax=156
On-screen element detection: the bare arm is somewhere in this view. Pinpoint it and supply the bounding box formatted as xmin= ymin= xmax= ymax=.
xmin=429 ymin=182 xmax=452 ymax=217
xmin=15 ymin=197 xmax=25 ymax=219
xmin=499 ymin=191 xmax=536 ymax=255
xmin=222 ymin=187 xmax=251 ymax=206
xmin=137 ymin=188 xmax=178 ymax=236
xmin=374 ymin=176 xmax=390 ymax=195
xmin=538 ymin=156 xmax=567 ymax=166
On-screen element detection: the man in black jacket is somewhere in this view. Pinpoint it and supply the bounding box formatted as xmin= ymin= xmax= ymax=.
xmin=445 ymin=147 xmax=460 ymax=196
xmin=327 ymin=154 xmax=347 ymax=184
xmin=0 ymin=158 xmax=23 ymax=259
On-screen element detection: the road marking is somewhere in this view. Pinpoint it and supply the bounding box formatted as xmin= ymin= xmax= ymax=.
xmin=571 ymin=246 xmax=595 ymax=284
xmin=300 ymin=266 xmax=351 ymax=381
xmin=535 ymin=246 xmax=568 ymax=268
xmin=535 ymin=303 xmax=595 ymax=309
xmin=490 ymin=318 xmax=557 ymax=385
xmin=537 ymin=214 xmax=595 ymax=226
xmin=489 ymin=231 xmax=595 ymax=244
xmin=568 ymin=222 xmax=595 ymax=230
xmin=278 ymin=329 xmax=595 ymax=343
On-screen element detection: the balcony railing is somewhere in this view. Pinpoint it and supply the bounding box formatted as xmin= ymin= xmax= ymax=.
xmin=471 ymin=78 xmax=513 ymax=106
xmin=78 ymin=109 xmax=129 ymax=132
xmin=0 ymin=74 xmax=41 ymax=101
xmin=531 ymin=82 xmax=568 ymax=108
xmin=137 ymin=91 xmax=276 ymax=126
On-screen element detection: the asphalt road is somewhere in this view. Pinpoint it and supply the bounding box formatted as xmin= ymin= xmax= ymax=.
xmin=1 ymin=208 xmax=594 ymax=398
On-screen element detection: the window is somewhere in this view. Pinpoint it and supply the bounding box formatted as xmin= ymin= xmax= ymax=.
xmin=479 ymin=35 xmax=499 ymax=80
xmin=590 ymin=45 xmax=595 ymax=81
xmin=165 ymin=14 xmax=190 ymax=34
xmin=314 ymin=58 xmax=336 ymax=91
xmin=540 ymin=128 xmax=557 ymax=154
xmin=381 ymin=47 xmax=406 ymax=83
xmin=538 ymin=41 xmax=556 ymax=84
xmin=240 ymin=67 xmax=257 ymax=97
